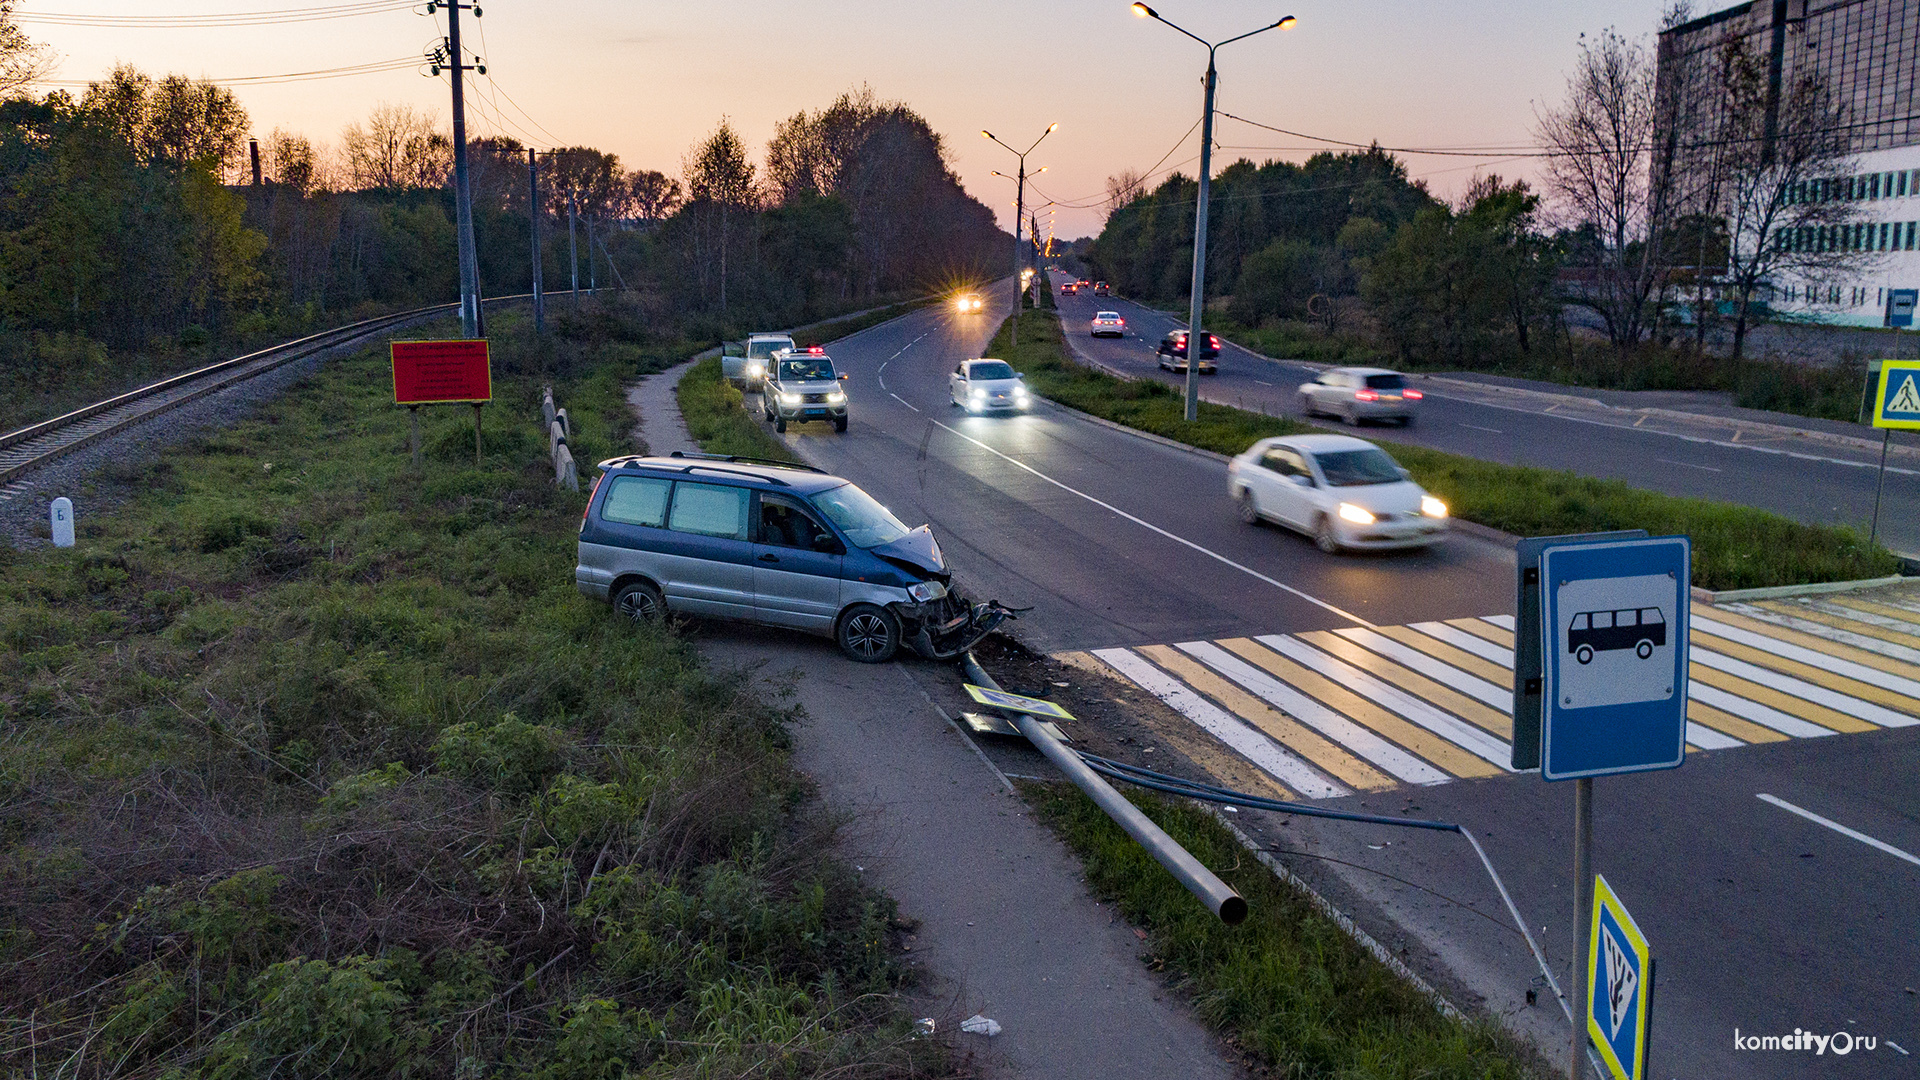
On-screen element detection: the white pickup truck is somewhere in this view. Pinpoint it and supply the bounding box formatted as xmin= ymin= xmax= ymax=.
xmin=722 ymin=332 xmax=795 ymax=391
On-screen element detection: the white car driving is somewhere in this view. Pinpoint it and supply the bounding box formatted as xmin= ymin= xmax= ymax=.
xmin=949 ymin=358 xmax=1031 ymax=413
xmin=1227 ymin=434 xmax=1448 ymax=552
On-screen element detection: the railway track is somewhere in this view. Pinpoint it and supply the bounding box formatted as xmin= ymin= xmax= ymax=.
xmin=0 ymin=299 xmax=502 ymax=488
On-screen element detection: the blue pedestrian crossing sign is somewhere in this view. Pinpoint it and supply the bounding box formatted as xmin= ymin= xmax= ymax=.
xmin=1539 ymin=535 xmax=1690 ymax=780
xmin=1873 ymin=359 xmax=1920 ymax=429
xmin=1588 ymin=874 xmax=1653 ymax=1080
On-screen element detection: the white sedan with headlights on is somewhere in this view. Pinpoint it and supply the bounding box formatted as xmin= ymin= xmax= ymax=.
xmin=949 ymin=358 xmax=1031 ymax=414
xmin=1227 ymin=434 xmax=1448 ymax=553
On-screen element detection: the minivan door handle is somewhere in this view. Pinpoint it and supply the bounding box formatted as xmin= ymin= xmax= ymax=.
xmin=757 ymin=553 xmax=780 ymax=563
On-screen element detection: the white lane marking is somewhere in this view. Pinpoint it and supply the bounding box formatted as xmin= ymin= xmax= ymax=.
xmin=877 ymin=361 xmax=887 ymax=390
xmin=1690 ymin=647 xmax=1915 ymax=727
xmin=1693 ymin=612 xmax=1920 ymax=698
xmin=1796 ymin=597 xmax=1920 ymax=635
xmin=1411 ymin=621 xmax=1515 ymax=667
xmin=1322 ymin=628 xmax=1512 ymax=712
xmin=1254 ymin=379 xmax=1274 ymax=386
xmin=889 ymin=392 xmax=921 ymax=413
xmin=1689 ymin=682 xmax=1834 ymax=738
xmin=926 ymin=418 xmax=1375 ymax=627
xmin=1658 ymin=457 xmax=1722 ymax=472
xmin=1757 ymin=793 xmax=1920 ymax=868
xmin=1484 ymin=614 xmax=1516 ymax=630
xmin=1458 ymin=423 xmax=1504 ymax=434
xmin=1725 ymin=603 xmax=1920 ymax=664
xmin=1685 ymin=723 xmax=1741 ymax=749
xmin=1255 ymin=635 xmax=1514 ymax=769
xmin=1177 ymin=642 xmax=1451 ymax=785
xmin=1092 ymin=648 xmax=1349 ymax=799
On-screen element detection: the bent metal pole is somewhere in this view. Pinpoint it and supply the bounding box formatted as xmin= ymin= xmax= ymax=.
xmin=963 ymin=653 xmax=1246 ymax=923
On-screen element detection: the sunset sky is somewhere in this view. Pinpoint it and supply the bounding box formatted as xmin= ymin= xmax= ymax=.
xmin=23 ymin=0 xmax=1680 ymax=238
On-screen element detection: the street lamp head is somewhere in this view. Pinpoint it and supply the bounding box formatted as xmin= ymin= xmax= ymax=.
xmin=1131 ymin=2 xmax=1156 ymax=17
xmin=981 ymin=130 xmax=992 ymax=140
xmin=1047 ymin=122 xmax=1058 ymax=133
xmin=1276 ymin=14 xmax=1297 ymax=29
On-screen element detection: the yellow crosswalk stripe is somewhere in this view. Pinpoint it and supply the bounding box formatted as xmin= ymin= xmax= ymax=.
xmin=1753 ymin=600 xmax=1920 ymax=652
xmin=1693 ymin=629 xmax=1920 ymax=716
xmin=1700 ymin=606 xmax=1920 ymax=678
xmin=1137 ymin=646 xmax=1396 ymax=792
xmin=1374 ymin=625 xmax=1514 ymax=688
xmin=1686 ymin=698 xmax=1787 ymax=744
xmin=1216 ymin=638 xmax=1502 ymax=778
xmin=1821 ymin=594 xmax=1920 ymax=627
xmin=1689 ymin=663 xmax=1877 ymax=734
xmin=1447 ymin=618 xmax=1514 ymax=649
xmin=1296 ymin=630 xmax=1513 ymax=738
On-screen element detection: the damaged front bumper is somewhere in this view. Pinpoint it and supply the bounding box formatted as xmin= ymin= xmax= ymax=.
xmin=894 ymin=588 xmax=1022 ymax=660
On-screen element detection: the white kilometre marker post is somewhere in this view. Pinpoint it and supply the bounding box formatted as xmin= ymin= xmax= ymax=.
xmin=50 ymin=497 xmax=74 ymax=547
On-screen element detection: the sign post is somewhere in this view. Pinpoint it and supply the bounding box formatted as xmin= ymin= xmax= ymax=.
xmin=1587 ymin=874 xmax=1654 ymax=1080
xmin=1517 ymin=532 xmax=1687 ymax=1080
xmin=391 ymin=340 xmax=492 ymax=469
xmin=1868 ymin=358 xmax=1920 ymax=545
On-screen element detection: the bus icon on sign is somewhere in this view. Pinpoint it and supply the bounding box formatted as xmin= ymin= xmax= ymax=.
xmin=1568 ymin=607 xmax=1666 ymax=664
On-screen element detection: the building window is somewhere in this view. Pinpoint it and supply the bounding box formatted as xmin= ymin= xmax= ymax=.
xmin=1908 ymin=222 xmax=1917 ymax=250
xmin=1872 ymin=173 xmax=1881 ymax=199
xmin=1902 ymin=172 xmax=1910 ymax=197
xmin=1881 ymin=222 xmax=1892 ymax=250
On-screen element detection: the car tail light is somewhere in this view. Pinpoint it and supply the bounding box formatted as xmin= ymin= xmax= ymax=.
xmin=1403 ymin=388 xmax=1424 ymax=400
xmin=1208 ymin=335 xmax=1220 ymax=349
xmin=1355 ymin=389 xmax=1380 ymax=402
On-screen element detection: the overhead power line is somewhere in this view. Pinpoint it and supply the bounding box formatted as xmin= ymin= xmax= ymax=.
xmin=14 ymin=1 xmax=412 ymax=27
xmin=30 ymin=56 xmax=421 ymax=87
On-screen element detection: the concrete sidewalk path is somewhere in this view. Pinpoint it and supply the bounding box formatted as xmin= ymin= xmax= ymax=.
xmin=626 ymin=358 xmax=700 ymax=457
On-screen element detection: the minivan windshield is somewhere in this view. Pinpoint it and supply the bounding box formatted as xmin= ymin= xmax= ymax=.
xmin=747 ymin=338 xmax=793 ymax=360
xmin=810 ymin=483 xmax=911 ymax=548
xmin=1313 ymin=448 xmax=1404 ymax=487
xmin=969 ymin=361 xmax=1015 ymax=380
xmin=779 ymin=358 xmax=836 ymax=380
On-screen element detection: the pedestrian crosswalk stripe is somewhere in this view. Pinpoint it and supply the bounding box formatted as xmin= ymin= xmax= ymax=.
xmin=1174 ymin=641 xmax=1452 ymax=785
xmin=1271 ymin=632 xmax=1513 ymax=738
xmin=1214 ymin=637 xmax=1510 ymax=774
xmin=1325 ymin=628 xmax=1512 ymax=711
xmin=1090 ymin=647 xmax=1337 ymax=799
xmin=1692 ymin=642 xmax=1920 ymax=726
xmin=1412 ymin=620 xmax=1515 ymax=666
xmin=1695 ymin=612 xmax=1920 ymax=696
xmin=1751 ymin=600 xmax=1920 ymax=658
xmin=1135 ymin=646 xmax=1392 ymax=792
xmin=1079 ymin=596 xmax=1920 ymax=794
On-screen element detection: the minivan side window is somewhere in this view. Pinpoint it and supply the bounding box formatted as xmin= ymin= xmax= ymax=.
xmin=668 ymin=481 xmax=750 ymax=540
xmin=601 ymin=476 xmax=672 ymax=527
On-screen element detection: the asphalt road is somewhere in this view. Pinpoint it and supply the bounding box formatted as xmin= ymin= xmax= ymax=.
xmin=1059 ymin=289 xmax=1920 ymax=555
xmin=744 ymin=282 xmax=1918 ymax=1077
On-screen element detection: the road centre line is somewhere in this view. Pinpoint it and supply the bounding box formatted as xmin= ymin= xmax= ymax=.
xmin=926 ymin=418 xmax=1375 ymax=627
xmin=1457 ymin=423 xmax=1504 ymax=434
xmin=1758 ymin=793 xmax=1920 ymax=868
xmin=889 ymin=393 xmax=920 ymax=413
xmin=1659 ymin=457 xmax=1723 ymax=472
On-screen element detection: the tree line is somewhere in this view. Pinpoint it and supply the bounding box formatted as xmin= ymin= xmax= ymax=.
xmin=1089 ymin=5 xmax=1876 ymax=370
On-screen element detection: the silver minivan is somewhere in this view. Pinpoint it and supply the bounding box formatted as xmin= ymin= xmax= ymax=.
xmin=575 ymin=453 xmax=1009 ymax=661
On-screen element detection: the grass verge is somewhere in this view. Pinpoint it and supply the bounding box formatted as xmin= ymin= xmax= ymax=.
xmin=990 ymin=308 xmax=1900 ymax=590
xmin=677 ymin=356 xmax=800 ymax=462
xmin=1023 ymin=782 xmax=1546 ymax=1079
xmin=0 ymin=307 xmax=947 ymax=1078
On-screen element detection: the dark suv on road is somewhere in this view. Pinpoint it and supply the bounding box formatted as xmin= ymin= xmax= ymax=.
xmin=1156 ymin=330 xmax=1220 ymax=373
xmin=575 ymin=453 xmax=1009 ymax=662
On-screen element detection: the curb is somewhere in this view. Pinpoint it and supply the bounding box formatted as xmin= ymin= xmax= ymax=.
xmin=1690 ymin=573 xmax=1917 ymax=605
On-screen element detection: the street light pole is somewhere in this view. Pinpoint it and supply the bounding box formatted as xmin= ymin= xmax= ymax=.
xmin=983 ymin=123 xmax=1056 ymax=348
xmin=1132 ymin=4 xmax=1294 ymax=421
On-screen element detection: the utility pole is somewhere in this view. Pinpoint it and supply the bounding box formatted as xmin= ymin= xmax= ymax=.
xmin=427 ymin=0 xmax=486 ymax=338
xmin=528 ymin=148 xmax=545 ymax=335
xmin=568 ymin=189 xmax=580 ymax=307
xmin=587 ymin=212 xmax=597 ymax=292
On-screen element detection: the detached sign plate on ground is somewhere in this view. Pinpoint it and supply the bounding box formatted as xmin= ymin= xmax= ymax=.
xmin=1872 ymin=358 xmax=1920 ymax=429
xmin=964 ymin=684 xmax=1076 ymax=721
xmin=1539 ymin=535 xmax=1689 ymax=780
xmin=392 ymin=340 xmax=492 ymax=405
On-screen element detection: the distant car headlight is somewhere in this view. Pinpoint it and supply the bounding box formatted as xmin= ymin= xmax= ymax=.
xmin=907 ymin=580 xmax=948 ymax=602
xmin=779 ymin=392 xmax=801 ymax=406
xmin=826 ymin=390 xmax=846 ymax=404
xmin=1421 ymin=495 xmax=1449 ymax=518
xmin=1337 ymin=502 xmax=1376 ymax=525
xmin=747 ymin=363 xmax=763 ymax=376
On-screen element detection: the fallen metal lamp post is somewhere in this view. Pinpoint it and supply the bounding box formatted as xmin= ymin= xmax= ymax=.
xmin=962 ymin=652 xmax=1247 ymax=924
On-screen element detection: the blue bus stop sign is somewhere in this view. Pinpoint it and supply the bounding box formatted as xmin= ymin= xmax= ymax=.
xmin=1540 ymin=535 xmax=1690 ymax=780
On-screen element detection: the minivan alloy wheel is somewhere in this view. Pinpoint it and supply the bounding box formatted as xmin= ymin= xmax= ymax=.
xmin=837 ymin=604 xmax=900 ymax=663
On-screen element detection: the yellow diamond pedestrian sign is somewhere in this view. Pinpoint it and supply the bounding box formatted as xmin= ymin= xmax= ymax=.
xmin=1588 ymin=874 xmax=1653 ymax=1080
xmin=1873 ymin=360 xmax=1920 ymax=429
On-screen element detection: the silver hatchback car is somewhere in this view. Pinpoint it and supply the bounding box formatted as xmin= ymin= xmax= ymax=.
xmin=1298 ymin=367 xmax=1424 ymax=426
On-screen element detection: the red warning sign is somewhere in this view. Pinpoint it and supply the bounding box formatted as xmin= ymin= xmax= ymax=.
xmin=391 ymin=339 xmax=492 ymax=405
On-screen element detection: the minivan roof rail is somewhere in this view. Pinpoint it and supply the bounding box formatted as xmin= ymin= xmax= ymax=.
xmin=666 ymin=450 xmax=827 ymax=474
